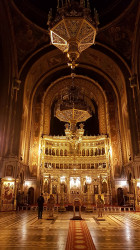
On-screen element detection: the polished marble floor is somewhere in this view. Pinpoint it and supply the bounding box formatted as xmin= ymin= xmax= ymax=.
xmin=0 ymin=210 xmax=140 ymax=250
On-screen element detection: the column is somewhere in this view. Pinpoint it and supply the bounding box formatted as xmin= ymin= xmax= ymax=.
xmin=58 ymin=183 xmax=66 ymax=212
xmin=58 ymin=177 xmax=66 ymax=212
xmin=0 ymin=179 xmax=2 ymax=211
xmin=85 ymin=177 xmax=93 ymax=212
xmin=14 ymin=178 xmax=17 ymax=210
xmin=67 ymin=177 xmax=70 ymax=204
xmin=129 ymin=75 xmax=140 ymax=153
xmin=134 ymin=179 xmax=139 ymax=211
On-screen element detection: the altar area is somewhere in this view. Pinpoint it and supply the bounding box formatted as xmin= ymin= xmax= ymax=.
xmin=40 ymin=134 xmax=111 ymax=207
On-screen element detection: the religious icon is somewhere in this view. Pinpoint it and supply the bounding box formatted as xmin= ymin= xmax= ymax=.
xmin=94 ymin=185 xmax=98 ymax=194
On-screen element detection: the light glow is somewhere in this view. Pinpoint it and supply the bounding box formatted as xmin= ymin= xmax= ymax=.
xmin=24 ymin=181 xmax=31 ymax=186
xmin=137 ymin=182 xmax=140 ymax=187
xmin=70 ymin=177 xmax=80 ymax=189
xmin=3 ymin=181 xmax=14 ymax=185
xmin=7 ymin=177 xmax=13 ymax=181
xmin=125 ymin=225 xmax=131 ymax=241
xmin=86 ymin=176 xmax=92 ymax=184
xmin=120 ymin=180 xmax=127 ymax=187
xmin=109 ymin=146 xmax=112 ymax=157
xmin=60 ymin=176 xmax=65 ymax=183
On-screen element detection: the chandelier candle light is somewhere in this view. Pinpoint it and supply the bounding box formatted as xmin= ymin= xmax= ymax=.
xmin=48 ymin=0 xmax=99 ymax=69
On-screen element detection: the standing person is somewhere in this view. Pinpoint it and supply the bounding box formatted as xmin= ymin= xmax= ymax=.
xmin=37 ymin=193 xmax=44 ymax=219
xmin=96 ymin=194 xmax=104 ymax=217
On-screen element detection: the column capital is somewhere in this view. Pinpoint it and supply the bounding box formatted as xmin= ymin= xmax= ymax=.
xmin=12 ymin=78 xmax=21 ymax=91
xmin=129 ymin=74 xmax=137 ymax=88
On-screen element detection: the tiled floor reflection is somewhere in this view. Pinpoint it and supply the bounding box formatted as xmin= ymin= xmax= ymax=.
xmin=0 ymin=211 xmax=140 ymax=249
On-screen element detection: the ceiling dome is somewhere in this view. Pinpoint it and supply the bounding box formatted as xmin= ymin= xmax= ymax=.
xmin=13 ymin=0 xmax=133 ymax=29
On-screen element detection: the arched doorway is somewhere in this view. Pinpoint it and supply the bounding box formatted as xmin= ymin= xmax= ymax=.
xmin=117 ymin=188 xmax=124 ymax=206
xmin=28 ymin=187 xmax=34 ymax=205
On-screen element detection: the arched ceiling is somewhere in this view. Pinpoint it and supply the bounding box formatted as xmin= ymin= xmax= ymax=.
xmin=9 ymin=0 xmax=134 ymax=139
xmin=21 ymin=44 xmax=131 ymax=139
xmin=10 ymin=0 xmax=137 ymax=70
xmin=21 ymin=46 xmax=128 ymax=105
xmin=13 ymin=0 xmax=133 ymax=29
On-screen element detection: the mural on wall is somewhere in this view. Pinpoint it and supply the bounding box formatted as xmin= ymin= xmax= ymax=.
xmin=2 ymin=182 xmax=14 ymax=205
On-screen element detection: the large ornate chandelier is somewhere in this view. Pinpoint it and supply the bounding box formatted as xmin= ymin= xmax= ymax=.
xmin=47 ymin=0 xmax=99 ymax=69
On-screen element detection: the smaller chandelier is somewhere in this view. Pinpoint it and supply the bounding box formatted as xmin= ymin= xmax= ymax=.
xmin=48 ymin=0 xmax=99 ymax=68
xmin=54 ymin=74 xmax=92 ymax=152
xmin=54 ymin=78 xmax=92 ymax=126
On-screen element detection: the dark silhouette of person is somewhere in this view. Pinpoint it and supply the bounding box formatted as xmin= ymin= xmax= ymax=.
xmin=37 ymin=193 xmax=44 ymax=219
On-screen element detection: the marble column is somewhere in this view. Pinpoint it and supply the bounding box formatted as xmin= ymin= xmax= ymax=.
xmin=86 ymin=183 xmax=93 ymax=212
xmin=0 ymin=179 xmax=2 ymax=211
xmin=14 ymin=178 xmax=17 ymax=210
xmin=58 ymin=183 xmax=66 ymax=212
xmin=133 ymin=179 xmax=140 ymax=211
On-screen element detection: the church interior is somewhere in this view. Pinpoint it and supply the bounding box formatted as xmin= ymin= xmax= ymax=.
xmin=0 ymin=0 xmax=140 ymax=248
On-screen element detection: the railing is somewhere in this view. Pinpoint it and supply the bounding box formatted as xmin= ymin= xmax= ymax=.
xmin=18 ymin=205 xmax=60 ymax=212
xmin=18 ymin=205 xmax=135 ymax=212
xmin=93 ymin=206 xmax=134 ymax=212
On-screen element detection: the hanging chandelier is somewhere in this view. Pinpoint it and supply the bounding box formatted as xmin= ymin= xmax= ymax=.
xmin=47 ymin=0 xmax=99 ymax=69
xmin=54 ymin=74 xmax=92 ymax=127
xmin=54 ymin=74 xmax=95 ymax=152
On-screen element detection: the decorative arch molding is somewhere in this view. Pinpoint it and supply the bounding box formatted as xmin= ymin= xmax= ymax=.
xmin=43 ymin=75 xmax=108 ymax=135
xmin=29 ymin=72 xmax=124 ymax=178
xmin=19 ymin=42 xmax=133 ymax=178
xmin=21 ymin=44 xmax=129 ymax=106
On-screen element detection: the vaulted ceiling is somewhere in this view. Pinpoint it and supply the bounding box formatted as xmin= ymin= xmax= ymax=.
xmin=11 ymin=0 xmax=136 ymax=69
xmin=13 ymin=0 xmax=133 ymax=29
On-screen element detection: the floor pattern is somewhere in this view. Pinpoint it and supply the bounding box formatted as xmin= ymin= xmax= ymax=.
xmin=0 ymin=211 xmax=140 ymax=249
xmin=65 ymin=220 xmax=96 ymax=250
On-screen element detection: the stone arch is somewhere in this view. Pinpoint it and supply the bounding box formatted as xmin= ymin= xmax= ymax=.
xmin=20 ymin=45 xmax=128 ymax=101
xmin=19 ymin=45 xmax=133 ymax=178
xmin=20 ymin=46 xmax=129 ymax=161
